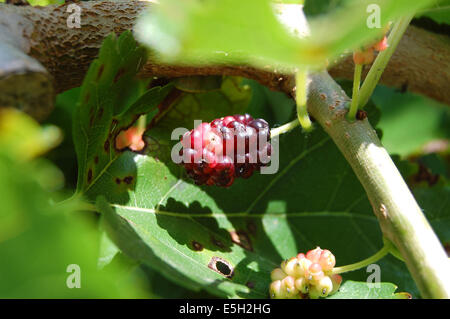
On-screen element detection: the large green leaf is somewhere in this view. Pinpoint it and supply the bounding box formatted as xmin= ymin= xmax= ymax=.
xmin=136 ymin=0 xmax=435 ymax=71
xmin=88 ymin=96 xmax=448 ymax=298
xmin=416 ymin=0 xmax=450 ymax=25
xmin=72 ymin=31 xmax=172 ymax=193
xmin=372 ymin=85 xmax=450 ymax=156
xmin=72 ymin=31 xmax=449 ymax=299
xmin=0 ymin=110 xmax=147 ymax=298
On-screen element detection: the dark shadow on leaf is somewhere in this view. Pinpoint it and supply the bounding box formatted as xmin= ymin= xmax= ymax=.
xmin=157 ymin=198 xmax=233 ymax=253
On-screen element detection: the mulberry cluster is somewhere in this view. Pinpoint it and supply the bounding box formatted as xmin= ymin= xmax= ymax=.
xmin=179 ymin=114 xmax=271 ymax=187
xmin=270 ymin=247 xmax=342 ymax=299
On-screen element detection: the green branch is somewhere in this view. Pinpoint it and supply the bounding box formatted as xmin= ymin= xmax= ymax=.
xmin=295 ymin=70 xmax=313 ymax=131
xmin=347 ymin=63 xmax=363 ymax=121
xmin=306 ymin=71 xmax=450 ymax=298
xmin=358 ymin=14 xmax=414 ymax=109
xmin=332 ymin=243 xmax=390 ymax=275
xmin=270 ymin=119 xmax=300 ymax=138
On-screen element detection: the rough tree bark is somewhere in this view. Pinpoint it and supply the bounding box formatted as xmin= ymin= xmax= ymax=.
xmin=0 ymin=0 xmax=449 ymax=120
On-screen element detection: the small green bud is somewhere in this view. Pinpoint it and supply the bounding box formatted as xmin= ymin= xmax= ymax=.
xmin=281 ymin=276 xmax=298 ymax=298
xmin=294 ymin=277 xmax=308 ymax=294
xmin=282 ymin=257 xmax=298 ymax=276
xmin=306 ymin=247 xmax=322 ymax=263
xmin=330 ymin=274 xmax=342 ymax=295
xmin=271 ymin=267 xmax=287 ymax=281
xmin=309 ymin=263 xmax=325 ymax=284
xmin=269 ymin=280 xmax=285 ymax=299
xmin=318 ymin=249 xmax=336 ymax=272
xmin=316 ymin=276 xmax=333 ymax=297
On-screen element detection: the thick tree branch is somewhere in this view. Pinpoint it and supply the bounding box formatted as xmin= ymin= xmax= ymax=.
xmin=0 ymin=1 xmax=449 ymax=120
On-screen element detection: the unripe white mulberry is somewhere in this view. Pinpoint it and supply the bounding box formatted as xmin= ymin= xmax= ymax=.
xmin=271 ymin=267 xmax=287 ymax=281
xmin=270 ymin=280 xmax=284 ymax=299
xmin=319 ymin=249 xmax=336 ymax=272
xmin=281 ymin=276 xmax=298 ymax=298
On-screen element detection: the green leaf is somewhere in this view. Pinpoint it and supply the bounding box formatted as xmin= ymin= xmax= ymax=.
xmin=0 ymin=108 xmax=61 ymax=161
xmin=413 ymin=185 xmax=450 ymax=243
xmin=0 ymin=112 xmax=147 ymax=298
xmin=136 ymin=0 xmax=435 ymax=71
xmin=72 ymin=31 xmax=172 ymax=193
xmin=328 ymin=280 xmax=411 ymax=299
xmin=136 ymin=0 xmax=313 ymax=70
xmin=416 ymin=0 xmax=450 ymax=25
xmin=372 ymin=85 xmax=450 ymax=156
xmin=90 ymin=94 xmax=435 ymax=298
xmin=303 ymin=0 xmax=349 ymax=16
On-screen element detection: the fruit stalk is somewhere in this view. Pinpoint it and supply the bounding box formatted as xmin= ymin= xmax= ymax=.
xmin=305 ymin=71 xmax=450 ymax=298
xmin=358 ymin=14 xmax=414 ymax=109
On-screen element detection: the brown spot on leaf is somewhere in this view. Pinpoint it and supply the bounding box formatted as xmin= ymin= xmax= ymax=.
xmin=208 ymin=257 xmax=234 ymax=278
xmin=412 ymin=163 xmax=440 ymax=187
xmin=211 ymin=236 xmax=225 ymax=249
xmin=319 ymin=93 xmax=327 ymax=101
xmin=191 ymin=241 xmax=203 ymax=251
xmin=97 ymin=64 xmax=104 ymax=80
xmin=246 ymin=221 xmax=257 ymax=236
xmin=104 ymin=139 xmax=110 ymax=152
xmin=115 ymin=178 xmax=121 ymax=185
xmin=230 ymin=230 xmax=253 ymax=251
xmin=246 ymin=281 xmax=255 ymax=289
xmin=97 ymin=107 xmax=104 ymax=119
xmin=84 ymin=92 xmax=90 ymax=104
xmin=114 ymin=68 xmax=126 ymax=83
xmin=94 ymin=156 xmax=99 ymax=164
xmin=87 ymin=169 xmax=93 ymax=184
xmin=123 ymin=176 xmax=133 ymax=185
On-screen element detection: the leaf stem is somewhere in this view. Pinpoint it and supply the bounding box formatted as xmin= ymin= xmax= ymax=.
xmin=270 ymin=119 xmax=300 ymax=138
xmin=295 ymin=70 xmax=313 ymax=132
xmin=137 ymin=114 xmax=147 ymax=131
xmin=347 ymin=63 xmax=363 ymax=121
xmin=358 ymin=14 xmax=414 ymax=109
xmin=331 ymin=244 xmax=390 ymax=275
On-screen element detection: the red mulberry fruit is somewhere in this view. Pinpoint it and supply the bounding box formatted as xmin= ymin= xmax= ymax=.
xmin=179 ymin=114 xmax=271 ymax=187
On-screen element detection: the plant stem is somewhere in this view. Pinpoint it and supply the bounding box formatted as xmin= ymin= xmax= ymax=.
xmin=358 ymin=14 xmax=414 ymax=109
xmin=295 ymin=70 xmax=313 ymax=131
xmin=347 ymin=63 xmax=363 ymax=121
xmin=332 ymin=244 xmax=390 ymax=275
xmin=137 ymin=114 xmax=147 ymax=131
xmin=307 ymin=71 xmax=450 ymax=298
xmin=270 ymin=119 xmax=300 ymax=138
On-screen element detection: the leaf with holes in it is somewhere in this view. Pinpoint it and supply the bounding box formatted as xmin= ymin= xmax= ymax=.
xmin=72 ymin=31 xmax=172 ymax=193
xmin=90 ymin=78 xmax=449 ymax=300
